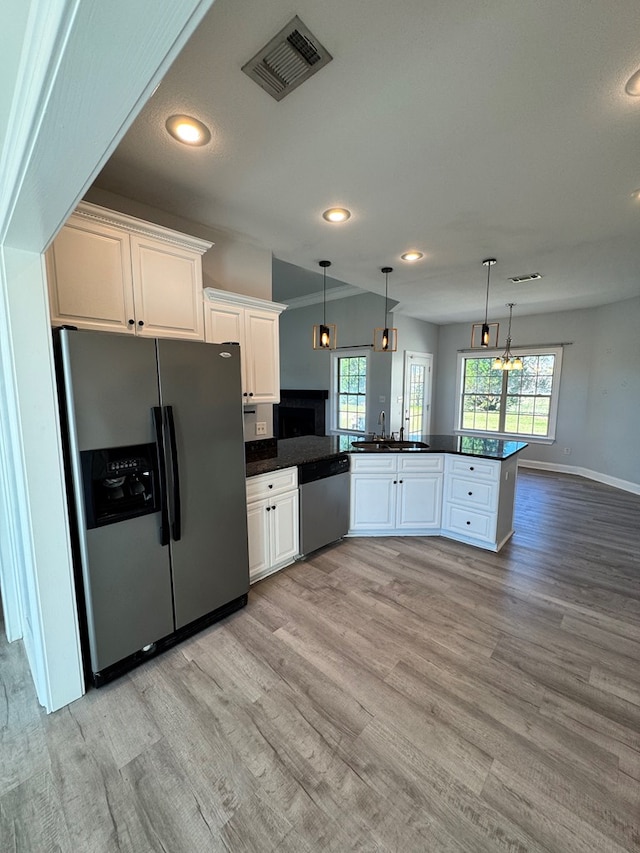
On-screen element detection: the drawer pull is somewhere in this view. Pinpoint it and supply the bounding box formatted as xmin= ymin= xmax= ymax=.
xmin=468 ymin=491 xmax=473 ymax=496
xmin=466 ymin=520 xmax=471 ymax=525
xmin=268 ymin=484 xmax=273 ymax=489
xmin=469 ymin=466 xmax=474 ymax=471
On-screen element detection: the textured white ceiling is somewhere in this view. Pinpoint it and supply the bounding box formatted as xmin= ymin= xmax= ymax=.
xmin=94 ymin=0 xmax=640 ymax=323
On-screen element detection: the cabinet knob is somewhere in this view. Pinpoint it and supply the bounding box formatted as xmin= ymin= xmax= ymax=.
xmin=138 ymin=320 xmax=144 ymax=327
xmin=128 ymin=319 xmax=134 ymax=326
xmin=393 ymin=480 xmax=397 ymax=485
xmin=243 ymin=392 xmax=248 ymax=397
xmin=469 ymin=466 xmax=474 ymax=471
xmin=268 ymin=484 xmax=273 ymax=489
xmin=468 ymin=491 xmax=473 ymax=496
xmin=466 ymin=520 xmax=471 ymax=525
xmin=266 ymin=506 xmax=271 ymax=512
xmin=399 ymin=479 xmax=403 ymax=484
xmin=271 ymin=505 xmax=276 ymax=510
xmin=249 ymin=392 xmax=254 ymax=397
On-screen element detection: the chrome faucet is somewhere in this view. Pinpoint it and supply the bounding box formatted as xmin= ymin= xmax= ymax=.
xmin=377 ymin=410 xmax=386 ymax=439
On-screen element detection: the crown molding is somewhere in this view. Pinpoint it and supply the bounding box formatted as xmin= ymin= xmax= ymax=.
xmin=283 ymin=284 xmax=363 ymax=310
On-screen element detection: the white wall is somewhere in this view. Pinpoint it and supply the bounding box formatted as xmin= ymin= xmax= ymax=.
xmin=434 ymin=297 xmax=640 ymax=490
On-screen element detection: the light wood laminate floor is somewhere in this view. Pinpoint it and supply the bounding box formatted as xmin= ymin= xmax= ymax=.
xmin=1 ymin=469 xmax=639 ymax=852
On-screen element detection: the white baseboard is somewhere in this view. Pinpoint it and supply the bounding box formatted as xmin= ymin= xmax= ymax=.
xmin=517 ymin=459 xmax=640 ymax=496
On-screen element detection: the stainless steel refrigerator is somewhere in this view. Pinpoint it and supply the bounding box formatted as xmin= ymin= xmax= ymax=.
xmin=55 ymin=328 xmax=249 ymax=686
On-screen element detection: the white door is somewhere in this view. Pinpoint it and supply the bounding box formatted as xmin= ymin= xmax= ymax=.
xmin=403 ymin=351 xmax=433 ymax=437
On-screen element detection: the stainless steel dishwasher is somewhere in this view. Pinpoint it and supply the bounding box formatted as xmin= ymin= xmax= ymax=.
xmin=298 ymin=455 xmax=350 ymax=556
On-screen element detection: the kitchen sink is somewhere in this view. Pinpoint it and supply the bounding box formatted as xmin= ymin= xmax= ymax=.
xmin=351 ymin=439 xmax=429 ymax=452
xmin=385 ymin=440 xmax=429 ymax=449
xmin=350 ymin=441 xmax=390 ymax=451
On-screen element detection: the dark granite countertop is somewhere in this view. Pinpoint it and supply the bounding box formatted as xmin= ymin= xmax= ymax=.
xmin=245 ymin=434 xmax=528 ymax=477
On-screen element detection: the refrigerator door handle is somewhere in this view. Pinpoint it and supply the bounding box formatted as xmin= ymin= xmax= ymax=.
xmin=152 ymin=406 xmax=171 ymax=546
xmin=165 ymin=405 xmax=182 ymax=542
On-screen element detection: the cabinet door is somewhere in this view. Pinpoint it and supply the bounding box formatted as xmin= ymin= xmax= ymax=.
xmin=396 ymin=474 xmax=442 ymax=529
xmin=47 ymin=217 xmax=134 ymax=333
xmin=244 ymin=307 xmax=281 ymax=404
xmin=204 ymin=301 xmax=247 ymax=393
xmin=247 ymin=498 xmax=271 ymax=582
xmin=130 ymin=235 xmax=204 ymax=340
xmin=350 ymin=474 xmax=396 ymax=530
xmin=270 ymin=490 xmax=299 ymax=567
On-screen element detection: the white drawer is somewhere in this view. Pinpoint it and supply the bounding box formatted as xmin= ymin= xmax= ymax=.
xmin=442 ymin=504 xmax=496 ymax=542
xmin=350 ymin=454 xmax=397 ymax=473
xmin=445 ymin=455 xmax=500 ymax=482
xmin=246 ymin=466 xmax=298 ymax=502
xmin=445 ymin=475 xmax=498 ymax=511
xmin=397 ymin=453 xmax=444 ymax=474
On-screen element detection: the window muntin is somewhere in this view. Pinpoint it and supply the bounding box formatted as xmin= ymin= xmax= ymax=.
xmin=458 ymin=347 xmax=562 ymax=441
xmin=333 ymin=353 xmax=367 ymax=433
xmin=407 ymin=362 xmax=425 ymax=434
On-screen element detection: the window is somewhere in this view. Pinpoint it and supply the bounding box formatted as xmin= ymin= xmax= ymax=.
xmin=457 ymin=346 xmax=563 ymax=442
xmin=330 ymin=351 xmax=368 ymax=433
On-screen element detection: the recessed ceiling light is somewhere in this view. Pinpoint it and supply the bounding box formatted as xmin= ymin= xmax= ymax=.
xmin=625 ymin=69 xmax=640 ymax=96
xmin=322 ymin=207 xmax=351 ymax=223
xmin=401 ymin=251 xmax=424 ymax=262
xmin=165 ymin=114 xmax=211 ymax=146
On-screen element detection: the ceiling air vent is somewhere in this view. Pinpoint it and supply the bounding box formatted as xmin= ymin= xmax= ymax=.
xmin=242 ymin=16 xmax=332 ymax=101
xmin=508 ymin=273 xmax=543 ymax=284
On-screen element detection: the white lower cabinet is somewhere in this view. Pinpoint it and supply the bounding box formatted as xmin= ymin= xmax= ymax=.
xmin=246 ymin=468 xmax=299 ymax=583
xmin=349 ymin=454 xmax=443 ymax=534
xmin=441 ymin=454 xmax=518 ymax=551
xmin=349 ymin=451 xmax=518 ymax=551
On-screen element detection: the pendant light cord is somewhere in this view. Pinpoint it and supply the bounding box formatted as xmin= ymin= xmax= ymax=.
xmin=484 ymin=264 xmax=490 ymax=325
xmin=381 ymin=266 xmax=393 ymax=326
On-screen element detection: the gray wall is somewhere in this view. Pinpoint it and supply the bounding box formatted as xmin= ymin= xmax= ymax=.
xmin=434 ymin=296 xmax=640 ymax=488
xmin=280 ymin=293 xmax=439 ymax=437
xmin=389 ymin=313 xmax=440 ymax=434
xmin=280 ymin=292 xmax=392 ymax=436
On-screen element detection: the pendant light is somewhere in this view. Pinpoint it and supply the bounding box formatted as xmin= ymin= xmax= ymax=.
xmin=373 ymin=266 xmax=398 ymax=352
xmin=492 ymin=303 xmax=523 ymax=370
xmin=481 ymin=258 xmax=495 ymax=346
xmin=471 ymin=258 xmax=498 ymax=348
xmin=312 ymin=260 xmax=337 ymax=349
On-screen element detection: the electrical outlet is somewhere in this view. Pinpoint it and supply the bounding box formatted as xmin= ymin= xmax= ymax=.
xmin=255 ymin=422 xmax=267 ymax=436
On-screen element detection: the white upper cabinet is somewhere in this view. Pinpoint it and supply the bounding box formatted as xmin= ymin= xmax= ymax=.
xmin=47 ymin=202 xmax=211 ymax=340
xmin=203 ymin=287 xmax=286 ymax=404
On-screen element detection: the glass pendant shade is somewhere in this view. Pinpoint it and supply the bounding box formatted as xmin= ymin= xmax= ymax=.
xmin=312 ymin=260 xmax=337 ymax=350
xmin=373 ymin=266 xmax=398 ymax=352
xmin=373 ymin=325 xmax=398 ymax=352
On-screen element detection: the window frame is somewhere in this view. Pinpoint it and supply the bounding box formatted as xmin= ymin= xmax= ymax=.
xmin=455 ymin=345 xmax=563 ymax=443
xmin=329 ymin=348 xmax=370 ymax=435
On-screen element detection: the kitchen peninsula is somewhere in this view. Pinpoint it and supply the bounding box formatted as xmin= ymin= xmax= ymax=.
xmin=245 ymin=434 xmax=527 ymax=582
